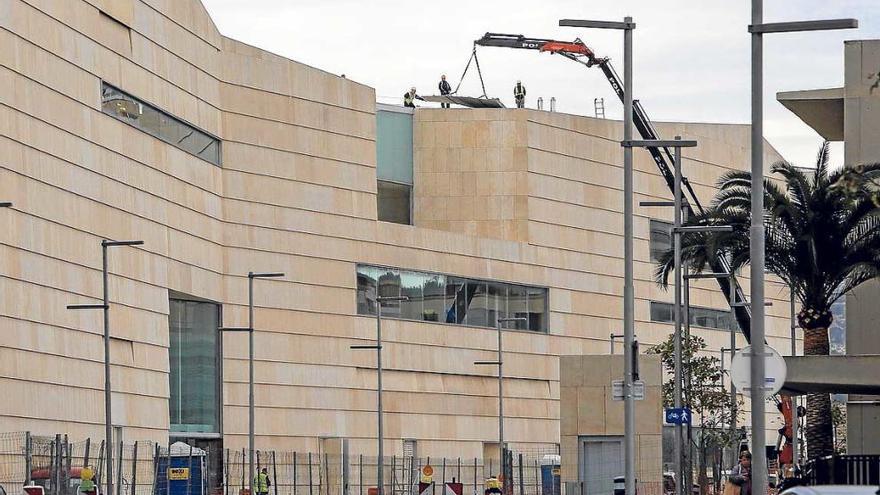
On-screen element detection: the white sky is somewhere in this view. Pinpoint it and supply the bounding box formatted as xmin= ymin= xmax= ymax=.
xmin=200 ymin=0 xmax=880 ymax=168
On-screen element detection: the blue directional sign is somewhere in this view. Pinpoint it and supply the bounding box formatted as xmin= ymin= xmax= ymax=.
xmin=665 ymin=408 xmax=692 ymax=425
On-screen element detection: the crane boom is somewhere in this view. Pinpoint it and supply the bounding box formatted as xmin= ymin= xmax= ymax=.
xmin=475 ymin=32 xmax=754 ymax=341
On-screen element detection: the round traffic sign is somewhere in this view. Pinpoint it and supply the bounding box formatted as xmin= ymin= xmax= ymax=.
xmin=729 ymin=345 xmax=787 ymax=397
xmin=422 ymin=465 xmax=433 ymax=477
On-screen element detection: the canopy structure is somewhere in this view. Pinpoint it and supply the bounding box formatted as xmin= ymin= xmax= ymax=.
xmin=781 ymin=355 xmax=880 ymax=395
xmin=421 ymin=95 xmax=505 ymax=108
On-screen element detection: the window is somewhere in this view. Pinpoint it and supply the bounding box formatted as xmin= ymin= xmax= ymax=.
xmin=169 ymin=295 xmax=221 ymax=433
xmin=101 ymin=82 xmax=221 ymax=165
xmin=650 ymin=301 xmax=733 ymax=331
xmin=356 ymin=264 xmax=549 ymax=332
xmin=377 ymin=181 xmax=411 ymax=224
xmin=376 ymin=105 xmax=414 ymax=225
xmin=650 ymin=220 xmax=673 ymax=263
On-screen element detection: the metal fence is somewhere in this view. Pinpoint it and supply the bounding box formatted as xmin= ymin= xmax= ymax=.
xmin=804 ymin=455 xmax=880 ymax=486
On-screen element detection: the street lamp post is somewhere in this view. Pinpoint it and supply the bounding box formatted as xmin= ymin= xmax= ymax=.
xmin=475 ymin=317 xmax=528 ymax=473
xmin=351 ymin=295 xmax=408 ymax=495
xmin=221 ymin=271 xmax=285 ymax=494
xmin=630 ymin=137 xmax=698 ymax=495
xmin=68 ymin=239 xmax=144 ymax=495
xmin=560 ymin=17 xmax=636 ymax=493
xmin=748 ymin=9 xmax=856 ymax=486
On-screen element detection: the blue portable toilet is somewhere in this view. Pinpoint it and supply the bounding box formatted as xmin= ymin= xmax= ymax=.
xmin=156 ymin=442 xmax=207 ymax=495
xmin=540 ymin=455 xmax=561 ymax=495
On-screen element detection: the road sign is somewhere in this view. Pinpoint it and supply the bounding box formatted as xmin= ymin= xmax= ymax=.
xmin=612 ymin=380 xmax=645 ymax=401
xmin=729 ymin=345 xmax=787 ymax=397
xmin=421 ymin=465 xmax=434 ymax=483
xmin=665 ymin=407 xmax=692 ymax=425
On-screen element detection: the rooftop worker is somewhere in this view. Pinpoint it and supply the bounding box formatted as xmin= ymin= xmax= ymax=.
xmin=404 ymin=87 xmax=424 ymax=108
xmin=439 ymin=75 xmax=452 ymax=108
xmin=514 ymin=80 xmax=526 ymax=108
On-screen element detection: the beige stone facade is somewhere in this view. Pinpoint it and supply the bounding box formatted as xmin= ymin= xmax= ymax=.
xmin=0 ymin=0 xmax=794 ymax=461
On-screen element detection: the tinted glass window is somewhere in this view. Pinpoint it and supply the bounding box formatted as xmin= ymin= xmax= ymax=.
xmin=377 ymin=180 xmax=412 ymax=225
xmin=650 ymin=301 xmax=732 ymax=331
xmin=356 ymin=264 xmax=548 ymax=332
xmin=169 ymin=297 xmax=220 ymax=433
xmin=101 ymin=83 xmax=220 ymax=165
xmin=650 ymin=220 xmax=673 ymax=263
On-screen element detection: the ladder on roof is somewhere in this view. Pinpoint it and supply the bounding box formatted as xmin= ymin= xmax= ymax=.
xmin=594 ymin=97 xmax=606 ymax=118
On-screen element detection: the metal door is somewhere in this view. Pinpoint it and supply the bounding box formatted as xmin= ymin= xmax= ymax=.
xmin=578 ymin=437 xmax=624 ymax=495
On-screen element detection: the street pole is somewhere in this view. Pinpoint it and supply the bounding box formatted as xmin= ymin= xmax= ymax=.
xmin=67 ymin=239 xmax=144 ymax=495
xmin=748 ymin=7 xmax=856 ymax=489
xmin=476 ymin=317 xmax=527 ymax=476
xmin=749 ymin=2 xmax=769 ymax=488
xmin=789 ymin=289 xmax=799 ymax=470
xmin=673 ymin=136 xmax=684 ymax=495
xmin=352 ymin=295 xmax=407 ymax=495
xmin=220 ymin=271 xmax=285 ymax=494
xmin=621 ymin=19 xmax=637 ymax=495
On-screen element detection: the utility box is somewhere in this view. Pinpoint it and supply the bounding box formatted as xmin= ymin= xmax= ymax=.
xmin=156 ymin=442 xmax=207 ymax=495
xmin=540 ymin=455 xmax=560 ymax=495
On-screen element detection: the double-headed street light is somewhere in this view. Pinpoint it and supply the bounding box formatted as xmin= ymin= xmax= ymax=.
xmin=560 ymin=16 xmax=636 ymax=495
xmin=748 ymin=6 xmax=856 ymax=486
xmin=221 ymin=271 xmax=285 ymax=494
xmin=67 ymin=239 xmax=144 ymax=495
xmin=351 ymin=295 xmax=408 ymax=495
xmin=475 ymin=316 xmax=528 ymax=472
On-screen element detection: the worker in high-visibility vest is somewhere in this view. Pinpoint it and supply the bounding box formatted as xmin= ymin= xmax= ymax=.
xmin=513 ymin=81 xmax=526 ymax=108
xmin=254 ymin=468 xmax=271 ymax=495
xmin=485 ymin=475 xmax=502 ymax=495
xmin=404 ymin=87 xmax=425 ymax=108
xmin=79 ymin=467 xmax=96 ymax=495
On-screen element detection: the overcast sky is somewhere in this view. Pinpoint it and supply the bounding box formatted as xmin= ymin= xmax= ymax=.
xmin=200 ymin=0 xmax=880 ymax=168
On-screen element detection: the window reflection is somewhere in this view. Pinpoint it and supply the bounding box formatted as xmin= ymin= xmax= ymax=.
xmin=649 ymin=301 xmax=733 ymax=331
xmin=101 ymin=83 xmax=221 ymax=165
xmin=356 ymin=265 xmax=548 ymax=332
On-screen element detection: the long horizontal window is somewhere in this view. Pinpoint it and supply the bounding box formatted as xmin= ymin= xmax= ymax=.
xmin=101 ymin=82 xmax=221 ymax=165
xmin=356 ymin=264 xmax=548 ymax=332
xmin=650 ymin=301 xmax=733 ymax=331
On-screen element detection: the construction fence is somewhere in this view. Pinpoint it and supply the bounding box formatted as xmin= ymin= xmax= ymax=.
xmin=0 ymin=432 xmax=676 ymax=495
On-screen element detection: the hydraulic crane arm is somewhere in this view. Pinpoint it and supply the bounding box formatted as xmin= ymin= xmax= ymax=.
xmin=474 ymin=32 xmax=755 ymax=341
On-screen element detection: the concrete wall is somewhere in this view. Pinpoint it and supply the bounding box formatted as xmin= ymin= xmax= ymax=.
xmin=842 ymin=40 xmax=880 ymax=454
xmin=0 ymin=0 xmax=792 ymax=458
xmin=559 ymin=355 xmax=662 ymax=485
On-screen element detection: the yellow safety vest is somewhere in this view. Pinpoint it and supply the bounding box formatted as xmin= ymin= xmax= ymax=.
xmin=254 ymin=473 xmax=269 ymax=493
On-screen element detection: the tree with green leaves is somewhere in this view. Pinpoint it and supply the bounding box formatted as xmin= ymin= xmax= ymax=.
xmin=655 ymin=142 xmax=880 ymax=458
xmin=650 ymin=334 xmax=741 ymax=494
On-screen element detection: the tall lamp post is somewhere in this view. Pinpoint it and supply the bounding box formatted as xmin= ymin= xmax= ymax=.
xmin=351 ymin=295 xmax=408 ymax=495
xmin=559 ymin=17 xmax=636 ymax=493
xmin=221 ymin=271 xmax=285 ymax=494
xmin=68 ymin=239 xmax=144 ymax=495
xmin=748 ymin=9 xmax=856 ymax=487
xmin=475 ymin=316 xmax=528 ymax=473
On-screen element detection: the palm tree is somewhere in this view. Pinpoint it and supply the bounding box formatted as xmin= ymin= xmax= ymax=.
xmin=655 ymin=142 xmax=880 ymax=458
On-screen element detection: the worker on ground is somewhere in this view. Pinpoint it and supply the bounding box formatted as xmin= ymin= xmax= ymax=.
xmin=404 ymin=87 xmax=424 ymax=108
xmin=485 ymin=474 xmax=502 ymax=495
xmin=439 ymin=75 xmax=452 ymax=108
xmin=513 ymin=80 xmax=526 ymax=108
xmin=254 ymin=467 xmax=271 ymax=495
xmin=729 ymin=451 xmax=752 ymax=495
xmin=79 ymin=467 xmax=96 ymax=495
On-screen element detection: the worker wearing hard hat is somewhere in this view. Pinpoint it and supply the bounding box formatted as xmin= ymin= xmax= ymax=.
xmin=404 ymin=87 xmax=425 ymax=108
xmin=79 ymin=467 xmax=96 ymax=495
xmin=485 ymin=475 xmax=502 ymax=495
xmin=513 ymin=81 xmax=526 ymax=108
xmin=438 ymin=75 xmax=452 ymax=108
